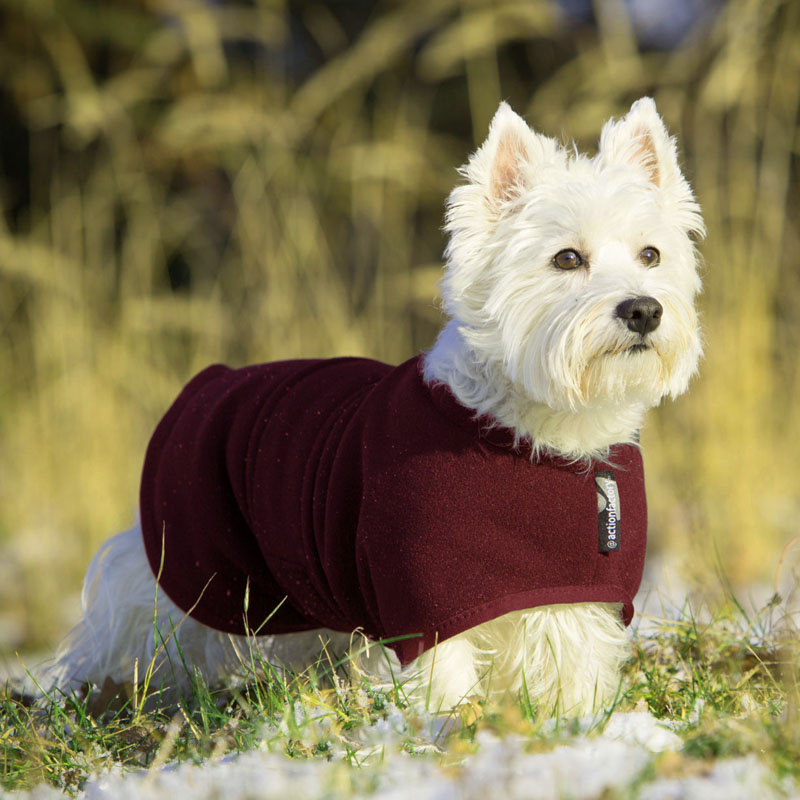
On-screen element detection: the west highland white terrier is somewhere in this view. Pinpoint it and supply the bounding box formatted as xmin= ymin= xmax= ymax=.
xmin=52 ymin=97 xmax=704 ymax=716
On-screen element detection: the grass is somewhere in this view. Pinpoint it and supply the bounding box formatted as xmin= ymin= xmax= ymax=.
xmin=2 ymin=591 xmax=800 ymax=796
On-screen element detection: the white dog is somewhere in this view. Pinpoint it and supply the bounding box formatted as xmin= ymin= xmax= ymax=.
xmin=52 ymin=98 xmax=703 ymax=716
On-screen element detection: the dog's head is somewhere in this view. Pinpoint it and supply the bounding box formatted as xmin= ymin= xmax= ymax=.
xmin=442 ymin=98 xmax=704 ymax=413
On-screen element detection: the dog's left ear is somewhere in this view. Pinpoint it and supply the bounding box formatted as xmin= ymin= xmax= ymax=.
xmin=598 ymin=98 xmax=684 ymax=190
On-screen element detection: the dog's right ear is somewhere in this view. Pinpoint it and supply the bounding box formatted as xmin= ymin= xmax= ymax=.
xmin=441 ymin=104 xmax=559 ymax=322
xmin=461 ymin=103 xmax=559 ymax=210
xmin=485 ymin=103 xmax=536 ymax=203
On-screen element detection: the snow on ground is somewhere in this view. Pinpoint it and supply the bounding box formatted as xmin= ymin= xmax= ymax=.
xmin=1 ymin=710 xmax=785 ymax=800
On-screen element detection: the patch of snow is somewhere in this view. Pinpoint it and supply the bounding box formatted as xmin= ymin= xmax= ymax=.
xmin=541 ymin=710 xmax=682 ymax=752
xmin=640 ymin=754 xmax=782 ymax=800
xmin=601 ymin=711 xmax=682 ymax=752
xmin=452 ymin=736 xmax=650 ymax=800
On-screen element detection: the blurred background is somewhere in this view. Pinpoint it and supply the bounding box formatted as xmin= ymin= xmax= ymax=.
xmin=0 ymin=0 xmax=798 ymax=658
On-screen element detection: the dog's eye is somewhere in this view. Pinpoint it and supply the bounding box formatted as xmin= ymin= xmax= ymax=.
xmin=553 ymin=249 xmax=584 ymax=270
xmin=639 ymin=247 xmax=660 ymax=267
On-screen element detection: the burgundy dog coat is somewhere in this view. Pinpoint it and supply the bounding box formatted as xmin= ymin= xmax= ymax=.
xmin=140 ymin=356 xmax=647 ymax=664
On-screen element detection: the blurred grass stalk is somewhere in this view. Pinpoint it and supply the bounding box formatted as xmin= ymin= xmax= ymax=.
xmin=0 ymin=0 xmax=798 ymax=652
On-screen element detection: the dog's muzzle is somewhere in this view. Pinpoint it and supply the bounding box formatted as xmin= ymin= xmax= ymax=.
xmin=615 ymin=296 xmax=663 ymax=336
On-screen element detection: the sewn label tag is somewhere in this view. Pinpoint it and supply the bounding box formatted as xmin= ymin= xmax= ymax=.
xmin=595 ymin=470 xmax=621 ymax=553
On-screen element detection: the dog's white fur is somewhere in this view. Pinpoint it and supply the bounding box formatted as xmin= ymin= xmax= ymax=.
xmin=51 ymin=98 xmax=703 ymax=716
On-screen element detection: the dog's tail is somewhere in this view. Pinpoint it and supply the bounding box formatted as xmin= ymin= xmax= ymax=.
xmin=47 ymin=524 xmax=242 ymax=706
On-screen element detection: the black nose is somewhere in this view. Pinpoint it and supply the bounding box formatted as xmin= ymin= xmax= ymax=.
xmin=615 ymin=296 xmax=663 ymax=336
